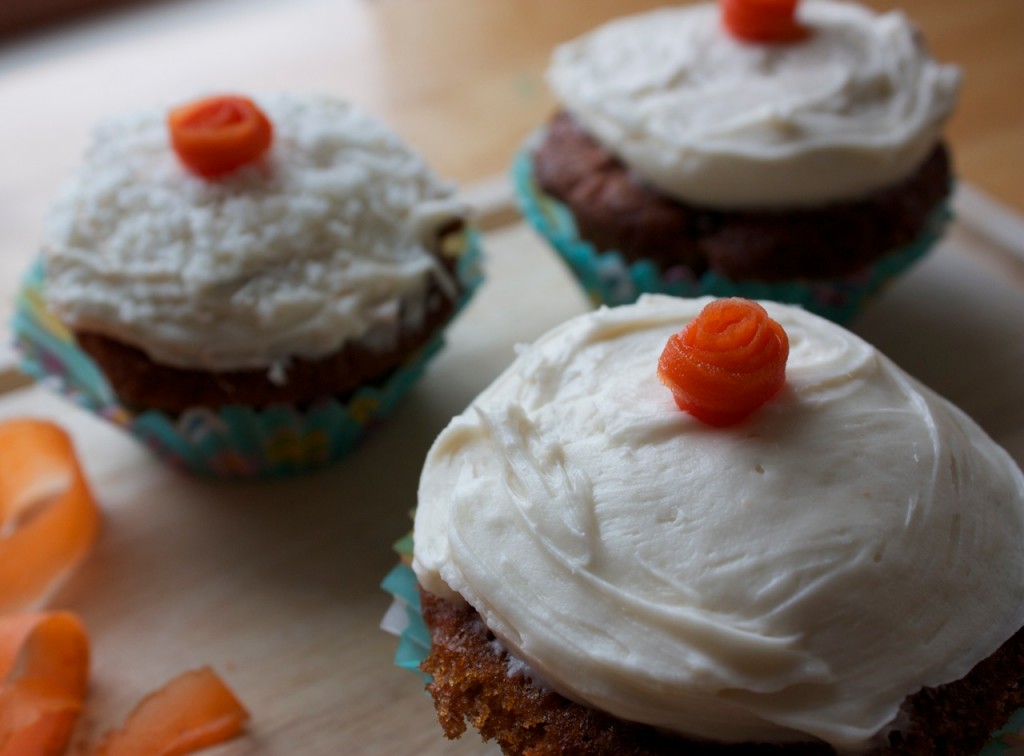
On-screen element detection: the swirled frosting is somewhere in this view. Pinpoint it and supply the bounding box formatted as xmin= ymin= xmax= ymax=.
xmin=546 ymin=1 xmax=960 ymax=208
xmin=42 ymin=94 xmax=466 ymax=372
xmin=414 ymin=295 xmax=1024 ymax=751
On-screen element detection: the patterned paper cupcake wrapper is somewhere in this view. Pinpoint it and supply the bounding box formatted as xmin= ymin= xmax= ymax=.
xmin=380 ymin=532 xmax=433 ymax=684
xmin=512 ymin=148 xmax=952 ymax=325
xmin=381 ymin=532 xmax=1024 ymax=752
xmin=12 ymin=234 xmax=483 ymax=479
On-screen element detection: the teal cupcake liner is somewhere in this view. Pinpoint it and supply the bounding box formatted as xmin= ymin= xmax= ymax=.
xmin=380 ymin=533 xmax=432 ymax=684
xmin=12 ymin=235 xmax=483 ymax=479
xmin=382 ymin=532 xmax=1024 ymax=752
xmin=512 ymin=148 xmax=951 ymax=324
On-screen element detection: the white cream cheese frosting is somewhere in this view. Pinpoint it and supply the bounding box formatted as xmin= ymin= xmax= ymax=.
xmin=546 ymin=1 xmax=960 ymax=208
xmin=42 ymin=93 xmax=466 ymax=372
xmin=414 ymin=295 xmax=1024 ymax=751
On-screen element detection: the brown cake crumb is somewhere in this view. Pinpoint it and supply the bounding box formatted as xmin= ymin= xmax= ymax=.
xmin=421 ymin=590 xmax=1024 ymax=755
xmin=73 ymin=249 xmax=463 ymax=414
xmin=532 ymin=111 xmax=952 ymax=282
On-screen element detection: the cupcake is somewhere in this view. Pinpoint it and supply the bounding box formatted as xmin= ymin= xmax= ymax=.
xmin=514 ymin=0 xmax=960 ymax=322
xmin=14 ymin=93 xmax=482 ymax=477
xmin=389 ymin=295 xmax=1024 ymax=753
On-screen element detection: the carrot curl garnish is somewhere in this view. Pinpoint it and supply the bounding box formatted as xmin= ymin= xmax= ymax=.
xmin=95 ymin=666 xmax=249 ymax=756
xmin=0 ymin=421 xmax=247 ymax=754
xmin=0 ymin=418 xmax=101 ymax=614
xmin=168 ymin=95 xmax=273 ymax=179
xmin=0 ymin=611 xmax=90 ymax=756
xmin=721 ymin=0 xmax=807 ymax=43
xmin=658 ymin=298 xmax=789 ymax=427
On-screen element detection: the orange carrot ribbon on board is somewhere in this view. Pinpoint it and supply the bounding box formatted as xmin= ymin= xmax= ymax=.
xmin=0 ymin=419 xmax=249 ymax=754
xmin=658 ymin=298 xmax=789 ymax=427
xmin=721 ymin=0 xmax=807 ymax=43
xmin=0 ymin=611 xmax=90 ymax=756
xmin=96 ymin=666 xmax=250 ymax=756
xmin=0 ymin=419 xmax=101 ymax=615
xmin=168 ymin=95 xmax=274 ymax=179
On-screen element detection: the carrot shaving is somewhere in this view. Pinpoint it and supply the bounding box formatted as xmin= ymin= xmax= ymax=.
xmin=0 ymin=419 xmax=101 ymax=614
xmin=0 ymin=420 xmax=248 ymax=753
xmin=95 ymin=666 xmax=249 ymax=756
xmin=721 ymin=0 xmax=807 ymax=43
xmin=168 ymin=95 xmax=273 ymax=179
xmin=658 ymin=298 xmax=789 ymax=426
xmin=0 ymin=612 xmax=90 ymax=756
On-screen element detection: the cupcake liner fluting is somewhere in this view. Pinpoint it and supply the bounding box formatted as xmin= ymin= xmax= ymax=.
xmin=380 ymin=532 xmax=432 ymax=683
xmin=512 ymin=148 xmax=951 ymax=325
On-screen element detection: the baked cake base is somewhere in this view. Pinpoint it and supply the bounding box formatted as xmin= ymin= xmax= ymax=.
xmin=75 ymin=275 xmax=459 ymax=414
xmin=532 ymin=111 xmax=952 ymax=282
xmin=421 ymin=590 xmax=1024 ymax=755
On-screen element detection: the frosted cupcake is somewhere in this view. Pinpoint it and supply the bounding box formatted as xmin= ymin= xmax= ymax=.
xmin=515 ymin=0 xmax=960 ymax=322
xmin=15 ymin=93 xmax=482 ymax=477
xmin=396 ymin=295 xmax=1024 ymax=753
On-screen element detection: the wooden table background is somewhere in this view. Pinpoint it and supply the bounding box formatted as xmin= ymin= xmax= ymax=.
xmin=0 ymin=1 xmax=1021 ymax=754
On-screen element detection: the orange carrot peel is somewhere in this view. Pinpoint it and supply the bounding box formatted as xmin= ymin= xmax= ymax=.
xmin=0 ymin=420 xmax=247 ymax=754
xmin=721 ymin=0 xmax=807 ymax=43
xmin=658 ymin=298 xmax=789 ymax=427
xmin=95 ymin=666 xmax=250 ymax=756
xmin=0 ymin=611 xmax=90 ymax=756
xmin=0 ymin=418 xmax=101 ymax=615
xmin=168 ymin=95 xmax=273 ymax=179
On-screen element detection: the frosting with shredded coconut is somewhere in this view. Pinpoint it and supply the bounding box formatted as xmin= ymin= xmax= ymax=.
xmin=42 ymin=93 xmax=466 ymax=372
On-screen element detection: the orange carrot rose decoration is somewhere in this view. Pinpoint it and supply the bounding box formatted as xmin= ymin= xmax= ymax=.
xmin=658 ymin=298 xmax=789 ymax=426
xmin=168 ymin=95 xmax=273 ymax=179
xmin=721 ymin=0 xmax=807 ymax=43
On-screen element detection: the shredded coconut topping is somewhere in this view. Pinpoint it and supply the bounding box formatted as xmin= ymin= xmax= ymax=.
xmin=43 ymin=94 xmax=467 ymax=372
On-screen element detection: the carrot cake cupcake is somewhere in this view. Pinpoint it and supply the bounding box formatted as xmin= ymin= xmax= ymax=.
xmin=402 ymin=295 xmax=1024 ymax=753
xmin=515 ymin=0 xmax=960 ymax=322
xmin=15 ymin=93 xmax=482 ymax=477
